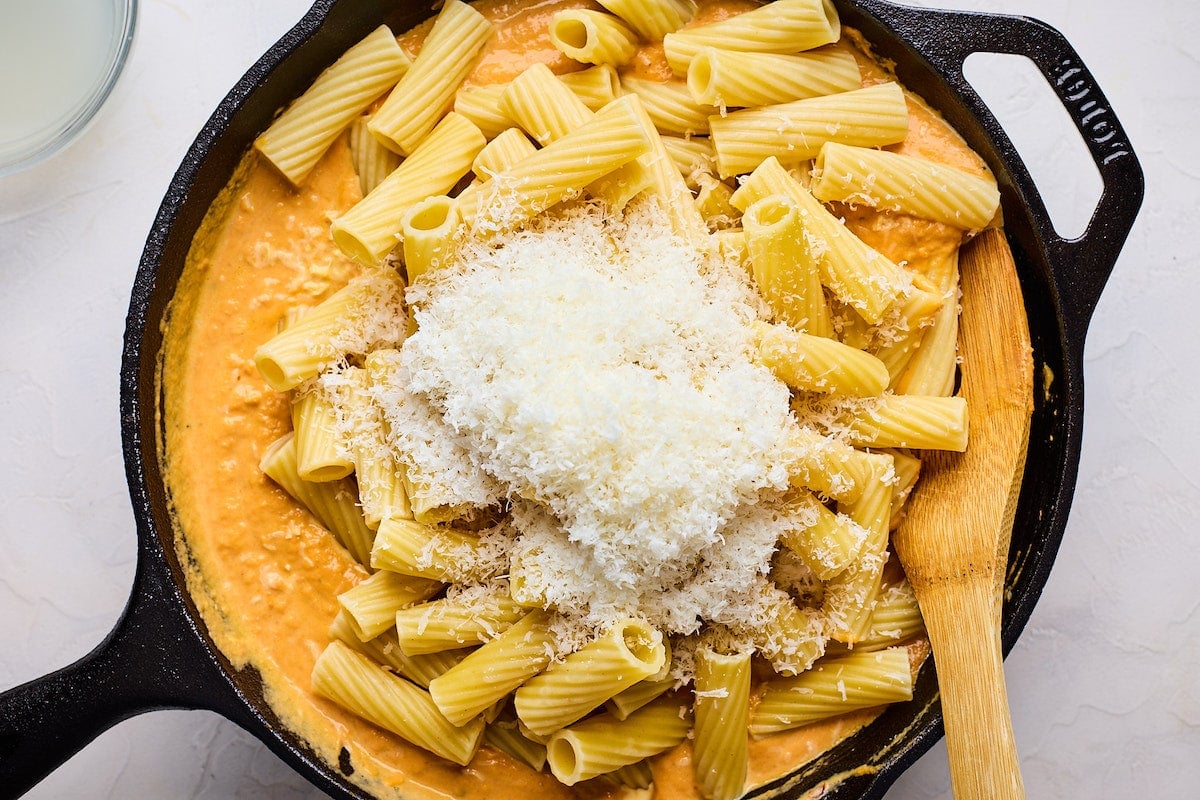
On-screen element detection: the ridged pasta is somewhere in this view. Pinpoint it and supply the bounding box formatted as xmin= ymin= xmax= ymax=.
xmin=596 ymin=0 xmax=693 ymax=40
xmin=688 ymin=46 xmax=861 ymax=108
xmin=785 ymin=425 xmax=876 ymax=503
xmin=329 ymin=610 xmax=467 ymax=686
xmin=456 ymin=96 xmax=653 ymax=234
xmin=255 ymin=26 xmax=411 ymax=185
xmin=312 ymin=640 xmax=484 ymax=765
xmin=499 ymin=62 xmax=592 ymax=146
xmin=549 ymin=9 xmax=639 ymax=67
xmin=394 ymin=588 xmax=526 ymax=655
xmin=254 ymin=268 xmax=406 ymax=391
xmin=693 ymin=648 xmax=751 ymax=800
xmin=606 ymin=676 xmax=675 ymax=720
xmin=337 ymin=569 xmax=442 ymax=641
xmin=813 ymin=141 xmax=1001 ymax=230
xmin=559 ymin=64 xmax=621 ymax=109
xmin=711 ymin=83 xmax=910 ymax=178
xmin=368 ymin=0 xmax=494 ymax=155
xmin=663 ymin=0 xmax=841 ymax=75
xmin=756 ymin=320 xmax=890 ymax=396
xmin=896 ymin=253 xmax=960 ymax=396
xmin=473 ymin=127 xmax=538 ymax=181
xmin=371 ymin=516 xmax=500 ymax=583
xmin=428 ymin=610 xmax=555 ymax=725
xmin=259 ymin=433 xmax=374 ymax=566
xmin=349 ymin=115 xmax=402 ymax=195
xmin=484 ymin=714 xmax=549 ymax=770
xmin=545 ymin=695 xmax=691 ymax=785
xmin=749 ymin=647 xmax=913 ymax=735
xmin=839 ymin=394 xmax=969 ymax=451
xmin=731 ymin=156 xmax=912 ymax=323
xmin=621 ymin=77 xmax=711 ymax=136
xmin=515 ymin=618 xmax=666 ymax=735
xmin=331 ymin=112 xmax=485 ymax=264
xmin=453 ymin=82 xmax=514 ymax=139
xmin=401 ymin=195 xmax=460 ymax=284
xmin=823 ymin=452 xmax=894 ymax=642
xmin=291 ymin=386 xmax=353 ymax=482
xmin=743 ymin=195 xmax=832 ymax=336
xmin=778 ymin=490 xmax=868 ymax=580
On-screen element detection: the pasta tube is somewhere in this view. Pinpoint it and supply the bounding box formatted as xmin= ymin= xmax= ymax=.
xmin=693 ymin=647 xmax=751 ymax=800
xmin=337 ymin=569 xmax=442 ymax=641
xmin=371 ymin=517 xmax=501 ymax=584
xmin=710 ymin=83 xmax=910 ymax=178
xmin=549 ymin=9 xmax=639 ymax=67
xmin=688 ymin=46 xmax=862 ymax=108
xmin=499 ymin=62 xmax=592 ymax=146
xmin=749 ymin=648 xmax=914 ymax=735
xmin=823 ymin=452 xmax=894 ymax=642
xmin=778 ymin=490 xmax=869 ymax=580
xmin=558 ymin=65 xmax=621 ymax=110
xmin=312 ymin=640 xmax=484 ymax=765
xmin=662 ymin=0 xmax=841 ymax=75
xmin=813 ymin=141 xmax=1001 ymax=230
xmin=329 ymin=610 xmax=467 ymax=686
xmin=743 ymin=194 xmax=832 ymax=336
xmin=896 ymin=254 xmax=960 ymax=396
xmin=515 ymin=618 xmax=666 ymax=735
xmin=453 ymin=82 xmax=514 ymax=140
xmin=456 ymin=96 xmax=653 ymax=234
xmin=545 ymin=695 xmax=692 ymax=785
xmin=332 ymin=112 xmax=485 ymax=264
xmin=401 ymin=195 xmax=460 ymax=284
xmin=785 ymin=425 xmax=875 ymax=503
xmin=255 ymin=26 xmax=411 ymax=185
xmin=485 ymin=714 xmax=549 ymax=771
xmin=756 ymin=320 xmax=890 ymax=396
xmin=291 ymin=387 xmax=353 ymax=482
xmin=731 ymin=156 xmax=913 ymax=323
xmin=348 ymin=115 xmax=402 ymax=196
xmin=621 ymin=77 xmax=711 ymax=137
xmin=472 ymin=127 xmax=538 ymax=181
xmin=394 ymin=587 xmax=526 ymax=655
xmin=254 ymin=268 xmax=406 ymax=391
xmin=596 ymin=0 xmax=693 ymax=40
xmin=368 ymin=0 xmax=494 ymax=155
xmin=259 ymin=433 xmax=374 ymax=566
xmin=428 ymin=610 xmax=556 ymax=725
xmin=839 ymin=394 xmax=969 ymax=451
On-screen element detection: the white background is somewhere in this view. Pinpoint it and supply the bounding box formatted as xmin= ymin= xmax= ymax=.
xmin=1 ymin=0 xmax=1195 ymax=798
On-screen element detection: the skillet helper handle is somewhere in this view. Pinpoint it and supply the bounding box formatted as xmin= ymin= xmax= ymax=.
xmin=874 ymin=2 xmax=1144 ymax=336
xmin=0 ymin=562 xmax=237 ymax=798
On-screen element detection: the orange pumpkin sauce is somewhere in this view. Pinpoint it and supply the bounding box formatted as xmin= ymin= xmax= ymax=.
xmin=160 ymin=2 xmax=987 ymax=799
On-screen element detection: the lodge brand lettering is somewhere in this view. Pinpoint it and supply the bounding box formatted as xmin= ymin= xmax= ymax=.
xmin=1054 ymin=57 xmax=1130 ymax=165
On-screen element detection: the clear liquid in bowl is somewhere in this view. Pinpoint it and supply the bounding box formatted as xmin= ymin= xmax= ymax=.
xmin=0 ymin=0 xmax=128 ymax=172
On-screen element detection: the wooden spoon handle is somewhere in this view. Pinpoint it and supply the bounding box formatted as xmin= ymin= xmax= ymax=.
xmin=919 ymin=577 xmax=1025 ymax=800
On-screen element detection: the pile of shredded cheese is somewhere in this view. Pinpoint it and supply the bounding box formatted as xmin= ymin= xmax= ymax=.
xmin=368 ymin=198 xmax=817 ymax=651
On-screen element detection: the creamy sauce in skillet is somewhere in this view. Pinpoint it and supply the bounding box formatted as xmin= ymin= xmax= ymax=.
xmin=160 ymin=2 xmax=986 ymax=798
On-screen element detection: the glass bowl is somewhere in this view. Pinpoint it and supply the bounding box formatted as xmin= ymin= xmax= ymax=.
xmin=0 ymin=0 xmax=138 ymax=176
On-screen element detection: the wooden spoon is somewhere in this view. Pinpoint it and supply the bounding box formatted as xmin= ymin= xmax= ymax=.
xmin=892 ymin=228 xmax=1034 ymax=800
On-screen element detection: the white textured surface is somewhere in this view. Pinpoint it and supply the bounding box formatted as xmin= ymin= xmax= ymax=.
xmin=0 ymin=0 xmax=1194 ymax=798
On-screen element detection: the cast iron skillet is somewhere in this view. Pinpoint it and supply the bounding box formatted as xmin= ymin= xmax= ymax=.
xmin=0 ymin=1 xmax=1143 ymax=798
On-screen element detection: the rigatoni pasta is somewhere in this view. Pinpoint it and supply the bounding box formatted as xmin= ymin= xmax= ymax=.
xmin=255 ymin=25 xmax=411 ymax=185
xmin=368 ymin=0 xmax=494 ymax=155
xmin=710 ymin=82 xmax=911 ymax=177
xmin=662 ymin=0 xmax=841 ymax=75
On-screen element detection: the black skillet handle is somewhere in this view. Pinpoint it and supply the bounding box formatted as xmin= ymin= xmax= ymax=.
xmin=0 ymin=556 xmax=243 ymax=798
xmin=862 ymin=0 xmax=1144 ymax=342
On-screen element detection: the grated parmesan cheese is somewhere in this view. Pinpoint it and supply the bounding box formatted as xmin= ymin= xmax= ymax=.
xmin=374 ymin=198 xmax=802 ymax=641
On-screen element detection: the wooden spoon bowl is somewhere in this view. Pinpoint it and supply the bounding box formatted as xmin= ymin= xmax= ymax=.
xmin=892 ymin=228 xmax=1034 ymax=800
